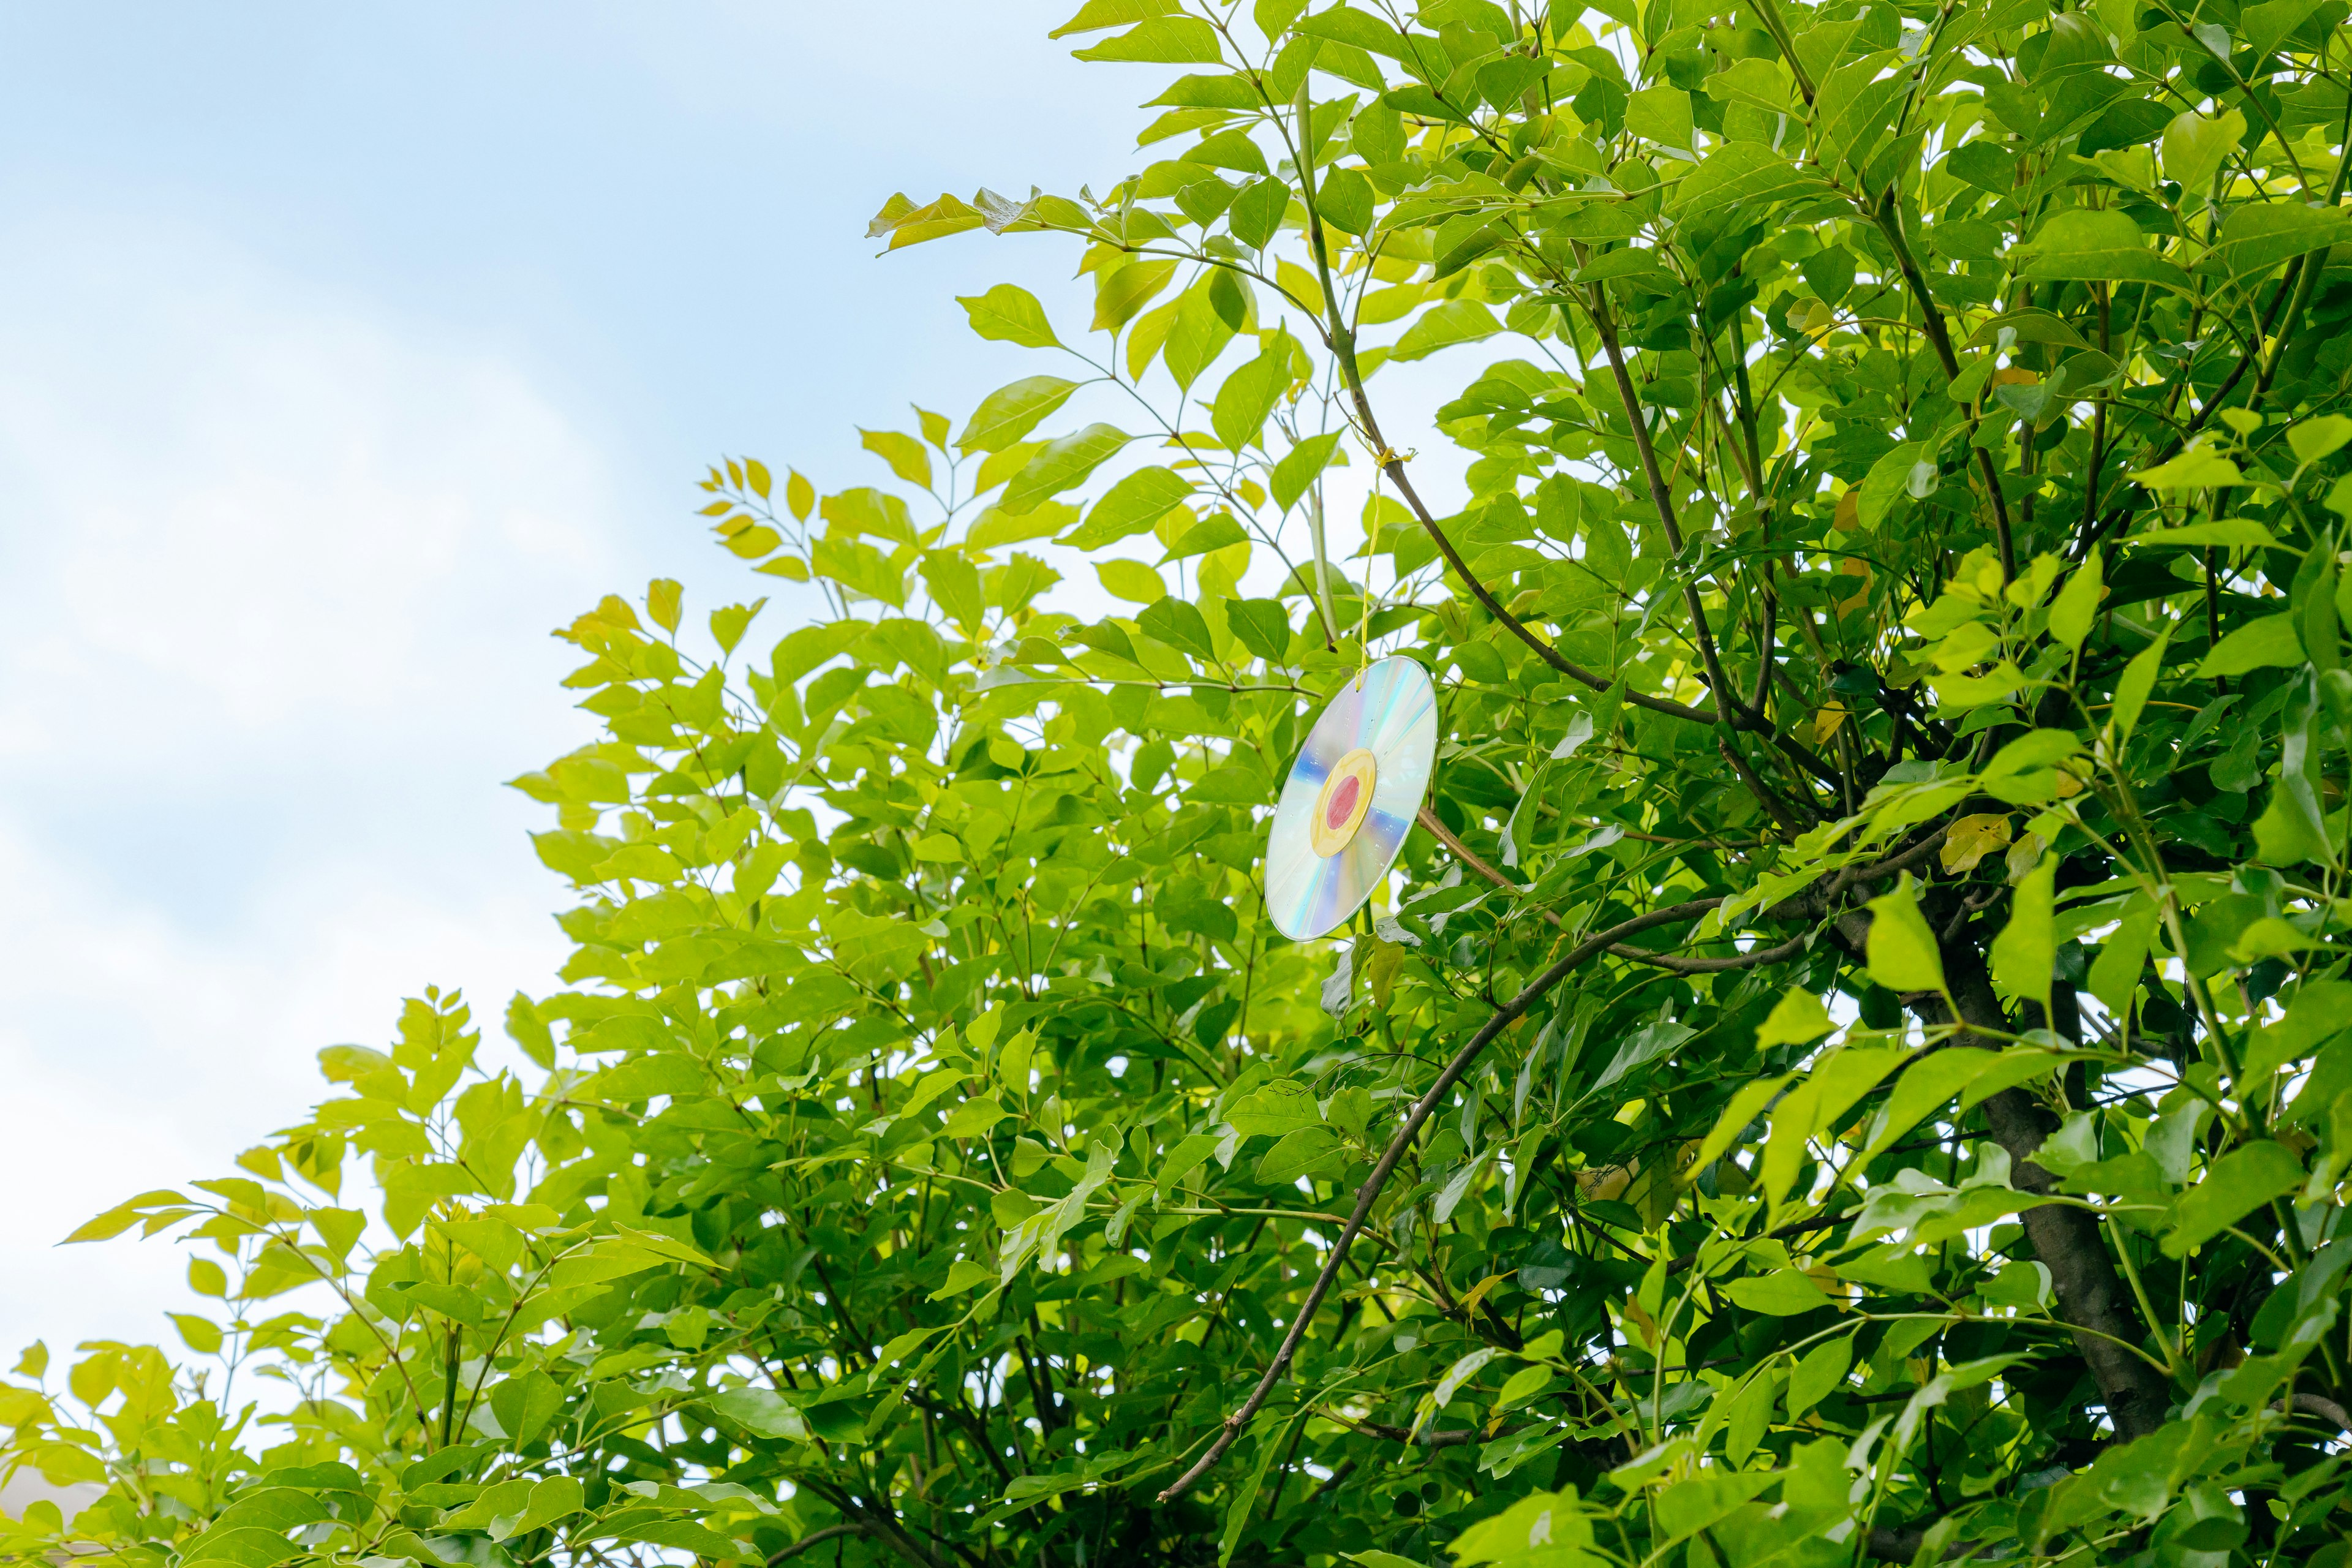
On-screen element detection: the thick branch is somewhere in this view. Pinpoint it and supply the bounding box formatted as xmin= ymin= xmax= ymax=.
xmin=1319 ymin=1409 xmax=1486 ymax=1447
xmin=1336 ymin=344 xmax=1719 ymax=726
xmin=1921 ymin=941 xmax=2172 ymax=1439
xmin=768 ymin=1525 xmax=869 ymax=1565
xmin=1295 ymin=186 xmax=1719 ymax=728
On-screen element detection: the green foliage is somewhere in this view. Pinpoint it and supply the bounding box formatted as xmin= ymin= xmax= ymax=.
xmin=10 ymin=1 xmax=2352 ymax=1566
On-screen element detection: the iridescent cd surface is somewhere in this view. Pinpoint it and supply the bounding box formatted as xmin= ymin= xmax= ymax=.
xmin=1265 ymin=656 xmax=1438 ymax=941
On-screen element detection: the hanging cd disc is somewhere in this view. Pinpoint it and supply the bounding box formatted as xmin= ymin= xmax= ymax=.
xmin=1264 ymin=655 xmax=1438 ymax=941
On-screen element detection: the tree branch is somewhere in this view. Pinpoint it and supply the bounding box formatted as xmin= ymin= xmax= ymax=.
xmin=768 ymin=1525 xmax=869 ymax=1565
xmin=1579 ymin=279 xmax=1746 ymax=715
xmin=1292 ymin=153 xmax=1722 ymax=729
xmin=1317 ymin=1408 xmax=1486 ymax=1447
xmin=1154 ymin=896 xmax=1723 ymax=1502
xmin=1868 ymin=192 xmax=2017 ymax=582
xmin=1415 ymin=803 xmax=1809 ymax=971
xmin=1915 ymin=940 xmax=2172 ymax=1439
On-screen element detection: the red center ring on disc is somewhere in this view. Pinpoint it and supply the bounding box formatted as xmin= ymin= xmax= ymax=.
xmin=1310 ymin=747 xmax=1378 ymax=859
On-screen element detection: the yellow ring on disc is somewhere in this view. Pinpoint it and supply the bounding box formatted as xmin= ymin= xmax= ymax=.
xmin=1310 ymin=747 xmax=1379 ymax=859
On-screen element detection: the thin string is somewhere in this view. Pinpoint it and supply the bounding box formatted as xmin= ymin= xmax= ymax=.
xmin=1355 ymin=443 xmax=1381 ymax=691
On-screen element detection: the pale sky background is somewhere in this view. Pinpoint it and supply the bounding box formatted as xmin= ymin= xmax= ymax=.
xmin=0 ymin=4 xmax=1490 ymax=1371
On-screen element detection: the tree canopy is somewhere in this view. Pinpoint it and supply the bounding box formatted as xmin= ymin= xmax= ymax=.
xmin=9 ymin=0 xmax=2352 ymax=1563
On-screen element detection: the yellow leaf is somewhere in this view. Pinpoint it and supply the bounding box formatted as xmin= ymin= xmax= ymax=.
xmin=1812 ymin=701 xmax=1848 ymax=744
xmin=1095 ymin=559 xmax=1167 ymax=603
xmin=1939 ymin=812 xmax=2014 ymax=873
xmin=1577 ymin=1162 xmax=1633 ymax=1202
xmin=1833 ymin=558 xmax=1873 ymax=614
xmin=1457 ymin=1271 xmax=1513 ymax=1318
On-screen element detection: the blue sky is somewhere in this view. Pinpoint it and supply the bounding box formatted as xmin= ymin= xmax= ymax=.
xmin=0 ymin=3 xmax=1489 ymax=1364
xmin=0 ymin=0 xmax=1152 ymax=1362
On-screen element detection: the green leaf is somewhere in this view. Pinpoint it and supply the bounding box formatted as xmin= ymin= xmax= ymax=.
xmin=940 ymin=1095 xmax=1008 ymax=1139
xmin=2127 ymin=518 xmax=2276 ymax=549
xmin=1785 ymin=1334 xmax=1853 ymax=1416
xmin=1704 ymin=57 xmax=1792 ymax=114
xmin=1297 ymin=7 xmax=1405 ymax=57
xmin=1317 ymin=167 xmax=1375 ymax=233
xmin=2133 ymin=446 xmax=2245 ymax=489
xmin=1989 ymin=854 xmax=2056 ymax=1016
xmin=1864 ymin=876 xmax=1946 ymax=994
xmin=1096 ymin=559 xmax=1168 ymax=602
xmin=169 ymin=1313 xmax=222 ymax=1354
xmin=1626 ymin=84 xmax=1693 ymax=146
xmin=1164 ymin=274 xmax=1244 ymax=390
xmin=1861 ymin=1052 xmax=2000 ymax=1161
xmin=2201 ymin=613 xmax=2303 ymax=677
xmin=1856 ymin=442 xmax=1926 ymax=531
xmin=181 ymin=1528 xmax=304 ymax=1568
xmin=2160 ymin=107 xmax=2247 ymax=195
xmin=1212 ymin=340 xmax=1293 ymax=451
xmin=500 ymin=1476 xmax=584 ymax=1540
xmin=1272 ymin=431 xmax=1344 ymax=512
xmin=1229 ymin=1079 xmax=1321 ymax=1137
xmin=1095 ymin=258 xmax=1182 ymax=330
xmin=2087 ymin=895 xmax=2159 ymax=1016
xmin=1762 ymin=1045 xmax=1906 ymax=1204
xmin=1450 ymin=1488 xmax=1598 ymax=1564
xmin=1188 ymin=129 xmax=1270 ymax=177
xmin=490 ymin=1368 xmax=565 ymax=1447
xmin=706 ymin=1387 xmax=813 ymax=1442
xmin=1578 ymin=1020 xmax=1697 ymax=1106
xmin=957 ymin=375 xmax=1081 ymax=454
xmin=1254 ymin=1126 xmax=1341 ymax=1183
xmin=1163 ymin=514 xmax=1250 ymax=560
xmin=1723 ymin=1270 xmax=1831 ymax=1316
xmin=860 ymin=428 xmax=933 ymax=488
xmin=2110 ymin=619 xmax=2173 ymax=739
xmin=999 ymin=424 xmax=1132 ymax=514
xmin=1229 ymin=178 xmax=1290 ymax=250
xmin=1297 ymin=7 xmax=1404 ymax=58
xmin=1391 ymin=300 xmax=1501 ymax=361
xmin=2165 ymin=1140 xmax=2305 ymax=1256
xmin=1063 ymin=466 xmax=1197 ymax=548
xmin=1049 ymin=0 xmax=1182 ymax=39
xmin=611 ymin=1520 xmax=751 ymax=1559
xmin=1693 ymin=1074 xmax=1793 ymax=1174
xmin=1978 ymin=728 xmax=2084 ymax=805
xmin=1755 ymin=989 xmax=1834 ymax=1047
xmin=870 ymin=191 xmax=988 ymax=249
xmin=1074 ymin=15 xmax=1224 ymax=62
xmin=1219 ymin=1405 xmax=1312 ymax=1566
xmin=2049 ymin=554 xmax=2103 ymax=652
xmin=2204 ymin=200 xmax=2352 ymax=281
xmin=1138 ymin=597 xmax=1217 ymax=660
xmin=1672 ymin=142 xmax=1831 ymax=221
xmin=928 ymin=1258 xmax=998 ymax=1300
xmin=957 ymin=283 xmax=1062 ymax=349
xmin=2019 ymin=208 xmax=2188 ymax=287
xmin=1227 ymin=597 xmax=1293 ymax=662
xmin=2290 ymin=415 xmax=2352 ymax=467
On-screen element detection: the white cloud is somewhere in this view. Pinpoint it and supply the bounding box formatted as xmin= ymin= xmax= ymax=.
xmin=0 ymin=211 xmax=621 ymax=1362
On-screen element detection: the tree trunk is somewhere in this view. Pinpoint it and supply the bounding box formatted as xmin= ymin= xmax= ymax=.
xmin=1936 ymin=940 xmax=2173 ymax=1441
